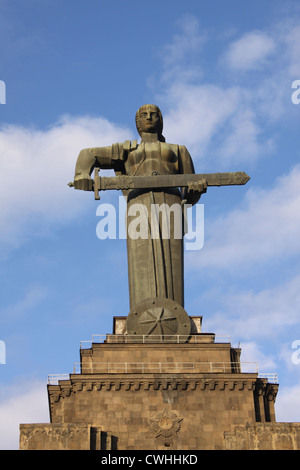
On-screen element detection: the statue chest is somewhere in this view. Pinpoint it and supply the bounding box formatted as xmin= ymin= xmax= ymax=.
xmin=125 ymin=142 xmax=179 ymax=176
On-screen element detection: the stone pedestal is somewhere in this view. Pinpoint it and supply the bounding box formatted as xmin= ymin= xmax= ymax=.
xmin=19 ymin=315 xmax=299 ymax=451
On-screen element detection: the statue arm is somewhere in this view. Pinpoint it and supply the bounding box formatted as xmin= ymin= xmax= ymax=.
xmin=74 ymin=144 xmax=124 ymax=190
xmin=179 ymin=146 xmax=206 ymax=205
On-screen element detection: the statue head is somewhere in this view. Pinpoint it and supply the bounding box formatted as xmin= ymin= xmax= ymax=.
xmin=135 ymin=104 xmax=165 ymax=142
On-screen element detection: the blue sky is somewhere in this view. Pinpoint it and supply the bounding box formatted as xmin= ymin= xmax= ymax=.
xmin=1 ymin=0 xmax=300 ymax=449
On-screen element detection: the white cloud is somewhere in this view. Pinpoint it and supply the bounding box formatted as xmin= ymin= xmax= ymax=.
xmin=158 ymin=81 xmax=276 ymax=167
xmin=239 ymin=341 xmax=277 ymax=372
xmin=154 ymin=25 xmax=277 ymax=164
xmin=201 ymin=273 xmax=300 ymax=344
xmin=276 ymin=382 xmax=300 ymax=422
xmin=224 ymin=31 xmax=276 ymax=71
xmin=278 ymin=341 xmax=300 ymax=373
xmin=275 ymin=20 xmax=300 ymax=77
xmin=219 ymin=107 xmax=274 ymax=161
xmin=162 ymin=83 xmax=240 ymax=159
xmin=0 ymin=115 xmax=132 ymax=254
xmin=1 ymin=283 xmax=49 ymax=322
xmin=188 ymin=164 xmax=300 ymax=270
xmin=0 ymin=380 xmax=49 ymax=450
xmin=157 ymin=14 xmax=206 ymax=85
xmin=161 ymin=14 xmax=206 ymax=68
xmin=153 ymin=15 xmax=300 ymax=167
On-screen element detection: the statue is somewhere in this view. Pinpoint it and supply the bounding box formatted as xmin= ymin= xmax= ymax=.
xmin=70 ymin=104 xmax=250 ymax=341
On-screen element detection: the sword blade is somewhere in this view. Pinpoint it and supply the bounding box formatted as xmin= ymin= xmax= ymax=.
xmin=97 ymin=171 xmax=250 ymax=192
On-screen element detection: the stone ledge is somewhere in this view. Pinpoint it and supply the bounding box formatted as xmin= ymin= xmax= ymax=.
xmin=47 ymin=374 xmax=260 ymax=405
xmin=82 ymin=338 xmax=224 ymax=351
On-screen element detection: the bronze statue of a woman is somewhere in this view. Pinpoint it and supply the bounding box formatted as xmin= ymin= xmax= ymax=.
xmin=73 ymin=104 xmax=207 ymax=338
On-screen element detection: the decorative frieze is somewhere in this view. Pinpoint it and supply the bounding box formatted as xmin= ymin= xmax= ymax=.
xmin=224 ymin=423 xmax=300 ymax=450
xmin=48 ymin=377 xmax=258 ymax=408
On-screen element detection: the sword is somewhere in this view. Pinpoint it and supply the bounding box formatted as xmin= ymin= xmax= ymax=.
xmin=68 ymin=170 xmax=250 ymax=200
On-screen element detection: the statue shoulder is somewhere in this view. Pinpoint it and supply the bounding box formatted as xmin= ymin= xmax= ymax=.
xmin=123 ymin=140 xmax=138 ymax=151
xmin=162 ymin=142 xmax=189 ymax=156
xmin=161 ymin=142 xmax=178 ymax=153
xmin=178 ymin=144 xmax=190 ymax=155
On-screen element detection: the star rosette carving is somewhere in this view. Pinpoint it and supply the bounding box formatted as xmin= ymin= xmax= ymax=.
xmin=127 ymin=297 xmax=191 ymax=342
xmin=150 ymin=408 xmax=183 ymax=439
xmin=139 ymin=307 xmax=178 ymax=337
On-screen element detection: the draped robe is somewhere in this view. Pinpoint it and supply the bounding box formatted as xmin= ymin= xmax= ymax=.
xmin=75 ymin=138 xmax=198 ymax=311
xmin=123 ymin=140 xmax=196 ymax=310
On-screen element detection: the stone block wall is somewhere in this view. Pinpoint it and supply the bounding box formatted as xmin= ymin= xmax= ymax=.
xmin=19 ymin=328 xmax=288 ymax=450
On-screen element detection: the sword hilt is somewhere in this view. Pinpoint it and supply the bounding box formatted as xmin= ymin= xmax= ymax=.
xmin=94 ymin=168 xmax=100 ymax=200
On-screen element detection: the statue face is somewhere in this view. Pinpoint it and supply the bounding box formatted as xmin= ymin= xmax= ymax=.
xmin=138 ymin=105 xmax=161 ymax=134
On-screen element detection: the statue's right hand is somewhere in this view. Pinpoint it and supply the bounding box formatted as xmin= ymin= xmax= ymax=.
xmin=73 ymin=174 xmax=93 ymax=191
